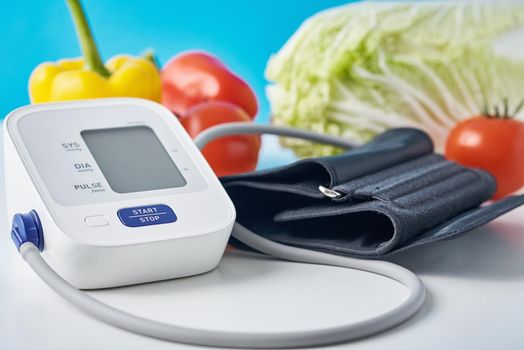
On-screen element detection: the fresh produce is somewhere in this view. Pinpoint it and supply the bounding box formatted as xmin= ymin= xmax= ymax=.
xmin=29 ymin=0 xmax=161 ymax=103
xmin=160 ymin=52 xmax=261 ymax=175
xmin=266 ymin=2 xmax=524 ymax=157
xmin=161 ymin=52 xmax=258 ymax=118
xmin=446 ymin=101 xmax=524 ymax=199
xmin=181 ymin=101 xmax=261 ymax=177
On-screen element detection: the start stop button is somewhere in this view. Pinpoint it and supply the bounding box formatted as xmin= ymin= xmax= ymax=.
xmin=117 ymin=204 xmax=177 ymax=228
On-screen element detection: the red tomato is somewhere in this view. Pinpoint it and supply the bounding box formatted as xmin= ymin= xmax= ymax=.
xmin=181 ymin=101 xmax=261 ymax=177
xmin=445 ymin=116 xmax=524 ymax=199
xmin=161 ymin=52 xmax=258 ymax=118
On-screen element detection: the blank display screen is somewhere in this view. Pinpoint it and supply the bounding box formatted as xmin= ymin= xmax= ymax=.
xmin=81 ymin=126 xmax=186 ymax=193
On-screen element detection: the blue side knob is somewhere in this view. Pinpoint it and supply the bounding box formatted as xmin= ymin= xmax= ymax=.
xmin=11 ymin=210 xmax=44 ymax=252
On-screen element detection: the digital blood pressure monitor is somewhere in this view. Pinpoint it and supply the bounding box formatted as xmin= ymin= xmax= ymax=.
xmin=4 ymin=98 xmax=235 ymax=289
xmin=4 ymin=99 xmax=426 ymax=347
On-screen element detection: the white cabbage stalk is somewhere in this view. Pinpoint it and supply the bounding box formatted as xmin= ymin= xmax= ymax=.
xmin=266 ymin=1 xmax=524 ymax=157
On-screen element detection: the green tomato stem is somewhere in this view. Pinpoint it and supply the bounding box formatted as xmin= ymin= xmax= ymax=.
xmin=514 ymin=98 xmax=524 ymax=116
xmin=66 ymin=0 xmax=111 ymax=77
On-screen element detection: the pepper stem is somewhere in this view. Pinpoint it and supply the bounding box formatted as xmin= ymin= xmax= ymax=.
xmin=66 ymin=0 xmax=111 ymax=77
xmin=142 ymin=49 xmax=160 ymax=70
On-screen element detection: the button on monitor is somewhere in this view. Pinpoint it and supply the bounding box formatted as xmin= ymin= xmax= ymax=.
xmin=84 ymin=215 xmax=109 ymax=227
xmin=118 ymin=204 xmax=177 ymax=227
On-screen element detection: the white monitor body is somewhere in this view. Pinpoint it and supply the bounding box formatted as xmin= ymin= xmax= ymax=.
xmin=4 ymin=98 xmax=236 ymax=289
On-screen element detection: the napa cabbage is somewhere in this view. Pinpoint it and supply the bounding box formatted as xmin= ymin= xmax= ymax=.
xmin=266 ymin=1 xmax=524 ymax=156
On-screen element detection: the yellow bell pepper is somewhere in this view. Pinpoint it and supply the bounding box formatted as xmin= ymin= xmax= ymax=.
xmin=29 ymin=0 xmax=161 ymax=104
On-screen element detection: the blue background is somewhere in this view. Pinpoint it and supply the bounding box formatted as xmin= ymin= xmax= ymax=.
xmin=0 ymin=0 xmax=351 ymax=123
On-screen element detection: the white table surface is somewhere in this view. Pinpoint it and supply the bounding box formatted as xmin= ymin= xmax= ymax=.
xmin=1 ymin=123 xmax=524 ymax=350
